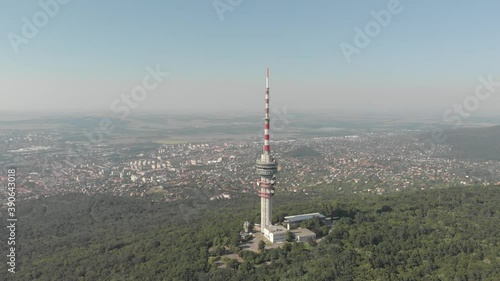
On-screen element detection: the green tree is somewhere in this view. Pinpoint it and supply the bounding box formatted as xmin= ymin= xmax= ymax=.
xmin=258 ymin=240 xmax=266 ymax=252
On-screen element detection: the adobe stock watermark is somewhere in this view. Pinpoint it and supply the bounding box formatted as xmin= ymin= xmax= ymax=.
xmin=6 ymin=168 xmax=17 ymax=274
xmin=416 ymin=75 xmax=500 ymax=155
xmin=213 ymin=0 xmax=243 ymax=21
xmin=339 ymin=0 xmax=411 ymax=64
xmin=83 ymin=65 xmax=170 ymax=145
xmin=7 ymin=0 xmax=72 ymax=54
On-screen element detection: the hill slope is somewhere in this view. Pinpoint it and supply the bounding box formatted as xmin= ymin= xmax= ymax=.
xmin=445 ymin=125 xmax=500 ymax=160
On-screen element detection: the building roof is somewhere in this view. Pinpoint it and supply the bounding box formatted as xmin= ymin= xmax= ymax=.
xmin=265 ymin=225 xmax=287 ymax=233
xmin=291 ymin=228 xmax=316 ymax=237
xmin=284 ymin=213 xmax=325 ymax=223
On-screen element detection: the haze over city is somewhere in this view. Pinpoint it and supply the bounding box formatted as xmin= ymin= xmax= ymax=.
xmin=1 ymin=0 xmax=499 ymax=115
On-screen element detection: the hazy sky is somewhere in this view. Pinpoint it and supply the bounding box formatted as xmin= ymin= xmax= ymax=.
xmin=1 ymin=0 xmax=499 ymax=116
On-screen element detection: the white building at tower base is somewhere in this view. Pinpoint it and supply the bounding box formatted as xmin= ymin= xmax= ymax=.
xmin=263 ymin=225 xmax=287 ymax=243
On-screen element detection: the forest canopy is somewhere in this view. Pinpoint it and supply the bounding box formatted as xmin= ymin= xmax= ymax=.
xmin=1 ymin=185 xmax=499 ymax=280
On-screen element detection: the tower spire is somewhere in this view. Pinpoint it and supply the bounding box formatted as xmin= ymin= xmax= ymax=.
xmin=264 ymin=67 xmax=270 ymax=155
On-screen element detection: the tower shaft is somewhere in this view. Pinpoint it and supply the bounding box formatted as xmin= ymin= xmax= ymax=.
xmin=256 ymin=68 xmax=278 ymax=232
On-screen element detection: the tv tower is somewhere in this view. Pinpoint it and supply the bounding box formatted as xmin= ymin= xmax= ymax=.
xmin=256 ymin=67 xmax=278 ymax=232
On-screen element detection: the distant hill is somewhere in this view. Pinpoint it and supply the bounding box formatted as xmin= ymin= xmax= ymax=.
xmin=445 ymin=125 xmax=500 ymax=160
xmin=286 ymin=146 xmax=322 ymax=158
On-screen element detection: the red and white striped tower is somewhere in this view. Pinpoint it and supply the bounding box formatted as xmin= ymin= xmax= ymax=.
xmin=256 ymin=68 xmax=278 ymax=232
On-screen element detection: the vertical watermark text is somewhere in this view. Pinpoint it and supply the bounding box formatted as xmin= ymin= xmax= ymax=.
xmin=6 ymin=168 xmax=17 ymax=274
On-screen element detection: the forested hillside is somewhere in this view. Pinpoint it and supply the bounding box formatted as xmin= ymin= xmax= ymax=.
xmin=1 ymin=186 xmax=499 ymax=280
xmin=445 ymin=125 xmax=500 ymax=160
